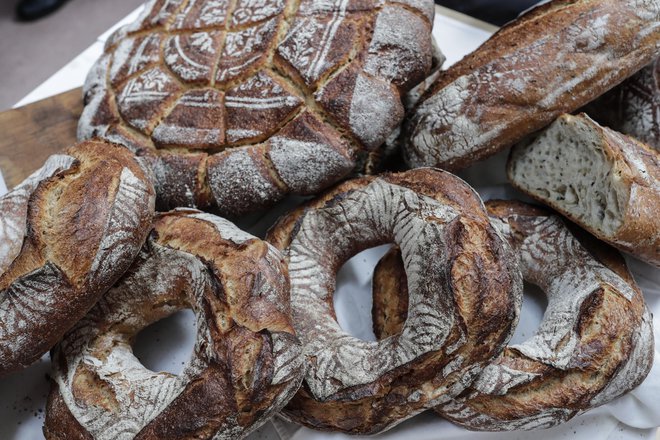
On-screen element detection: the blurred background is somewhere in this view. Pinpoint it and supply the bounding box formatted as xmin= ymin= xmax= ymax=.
xmin=437 ymin=0 xmax=539 ymax=25
xmin=0 ymin=0 xmax=539 ymax=110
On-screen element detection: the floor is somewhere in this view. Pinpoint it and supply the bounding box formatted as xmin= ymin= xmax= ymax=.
xmin=0 ymin=0 xmax=142 ymax=110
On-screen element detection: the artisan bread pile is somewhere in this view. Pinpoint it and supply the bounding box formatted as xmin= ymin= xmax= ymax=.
xmin=1 ymin=0 xmax=659 ymax=438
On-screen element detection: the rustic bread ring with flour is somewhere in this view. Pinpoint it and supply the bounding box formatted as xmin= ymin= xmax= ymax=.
xmin=0 ymin=140 xmax=155 ymax=377
xmin=373 ymin=200 xmax=655 ymax=431
xmin=266 ymin=168 xmax=522 ymax=434
xmin=45 ymin=209 xmax=305 ymax=440
xmin=78 ymin=0 xmax=436 ymax=215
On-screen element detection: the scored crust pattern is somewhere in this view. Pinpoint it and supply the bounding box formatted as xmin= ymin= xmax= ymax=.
xmin=441 ymin=207 xmax=655 ymax=430
xmin=403 ymin=0 xmax=660 ymax=170
xmin=0 ymin=141 xmax=156 ymax=376
xmin=266 ymin=169 xmax=522 ymax=434
xmin=79 ymin=0 xmax=434 ymax=215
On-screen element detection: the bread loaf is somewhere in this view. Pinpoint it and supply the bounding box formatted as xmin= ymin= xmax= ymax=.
xmin=267 ymin=168 xmax=522 ymax=434
xmin=44 ymin=209 xmax=304 ymax=439
xmin=404 ymin=0 xmax=660 ymax=170
xmin=508 ymin=113 xmax=660 ymax=267
xmin=78 ymin=0 xmax=436 ymax=215
xmin=0 ymin=140 xmax=155 ymax=376
xmin=372 ymin=200 xmax=654 ymax=431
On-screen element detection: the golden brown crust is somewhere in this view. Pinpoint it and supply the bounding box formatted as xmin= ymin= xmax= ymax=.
xmin=45 ymin=210 xmax=305 ymax=439
xmin=266 ymin=168 xmax=522 ymax=434
xmin=78 ymin=0 xmax=435 ymax=216
xmin=372 ymin=200 xmax=654 ymax=431
xmin=404 ymin=0 xmax=660 ymax=170
xmin=0 ymin=140 xmax=155 ymax=376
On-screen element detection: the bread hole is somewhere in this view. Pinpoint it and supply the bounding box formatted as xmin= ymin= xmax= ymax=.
xmin=132 ymin=309 xmax=197 ymax=375
xmin=509 ymin=282 xmax=548 ymax=345
xmin=333 ymin=244 xmax=392 ymax=342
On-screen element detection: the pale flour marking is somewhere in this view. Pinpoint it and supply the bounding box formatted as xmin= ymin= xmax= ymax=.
xmin=87 ymin=167 xmax=154 ymax=289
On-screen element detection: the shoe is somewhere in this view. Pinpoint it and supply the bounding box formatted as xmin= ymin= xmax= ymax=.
xmin=16 ymin=0 xmax=69 ymax=21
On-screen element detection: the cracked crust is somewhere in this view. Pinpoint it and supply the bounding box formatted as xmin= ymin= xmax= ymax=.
xmin=44 ymin=210 xmax=305 ymax=440
xmin=265 ymin=168 xmax=522 ymax=434
xmin=0 ymin=140 xmax=156 ymax=377
xmin=372 ymin=200 xmax=654 ymax=431
xmin=404 ymin=0 xmax=660 ymax=171
xmin=78 ymin=0 xmax=435 ymax=216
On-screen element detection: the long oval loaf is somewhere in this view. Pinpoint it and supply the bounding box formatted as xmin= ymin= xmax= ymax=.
xmin=404 ymin=0 xmax=660 ymax=170
xmin=508 ymin=113 xmax=660 ymax=267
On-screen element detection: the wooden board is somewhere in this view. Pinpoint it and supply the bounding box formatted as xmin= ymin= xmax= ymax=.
xmin=0 ymin=88 xmax=82 ymax=188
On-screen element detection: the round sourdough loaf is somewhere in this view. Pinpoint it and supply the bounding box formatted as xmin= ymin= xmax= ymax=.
xmin=266 ymin=168 xmax=522 ymax=434
xmin=0 ymin=140 xmax=155 ymax=377
xmin=373 ymin=200 xmax=654 ymax=431
xmin=44 ymin=210 xmax=304 ymax=440
xmin=78 ymin=0 xmax=435 ymax=215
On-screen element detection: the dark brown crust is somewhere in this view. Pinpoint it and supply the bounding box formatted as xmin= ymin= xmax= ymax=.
xmin=0 ymin=140 xmax=156 ymax=377
xmin=372 ymin=199 xmax=654 ymax=431
xmin=134 ymin=364 xmax=236 ymax=439
xmin=43 ymin=380 xmax=94 ymax=440
xmin=404 ymin=0 xmax=660 ymax=170
xmin=266 ymin=168 xmax=522 ymax=434
xmin=78 ymin=0 xmax=434 ymax=216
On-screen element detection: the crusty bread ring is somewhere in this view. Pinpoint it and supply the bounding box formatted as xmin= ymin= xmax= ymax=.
xmin=373 ymin=200 xmax=655 ymax=431
xmin=44 ymin=209 xmax=305 ymax=440
xmin=266 ymin=168 xmax=522 ymax=434
xmin=0 ymin=140 xmax=155 ymax=376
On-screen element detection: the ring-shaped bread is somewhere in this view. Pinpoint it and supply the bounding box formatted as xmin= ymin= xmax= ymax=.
xmin=0 ymin=140 xmax=155 ymax=376
xmin=266 ymin=168 xmax=522 ymax=434
xmin=44 ymin=209 xmax=305 ymax=440
xmin=372 ymin=200 xmax=655 ymax=431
